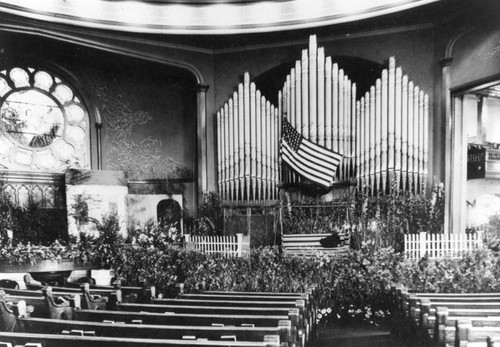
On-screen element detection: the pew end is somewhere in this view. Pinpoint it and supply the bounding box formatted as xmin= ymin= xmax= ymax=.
xmin=41 ymin=287 xmax=78 ymax=320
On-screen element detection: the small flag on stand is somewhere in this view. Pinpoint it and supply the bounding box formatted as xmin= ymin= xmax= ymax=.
xmin=281 ymin=118 xmax=342 ymax=188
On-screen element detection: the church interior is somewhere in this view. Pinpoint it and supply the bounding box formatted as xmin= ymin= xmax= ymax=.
xmin=0 ymin=1 xmax=499 ymax=345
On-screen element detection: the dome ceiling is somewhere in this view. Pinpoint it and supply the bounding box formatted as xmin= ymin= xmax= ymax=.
xmin=0 ymin=0 xmax=439 ymax=34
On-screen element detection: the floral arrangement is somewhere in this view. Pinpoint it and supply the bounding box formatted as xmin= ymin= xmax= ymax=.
xmin=0 ymin=239 xmax=87 ymax=266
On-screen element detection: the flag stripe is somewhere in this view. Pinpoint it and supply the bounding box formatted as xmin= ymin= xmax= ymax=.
xmin=297 ymin=145 xmax=341 ymax=171
xmin=301 ymin=139 xmax=342 ymax=164
xmin=282 ymin=142 xmax=334 ymax=180
xmin=282 ymin=148 xmax=332 ymax=187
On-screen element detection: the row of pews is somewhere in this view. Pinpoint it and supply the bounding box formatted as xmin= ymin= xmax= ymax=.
xmin=392 ymin=284 xmax=500 ymax=347
xmin=0 ymin=275 xmax=318 ymax=347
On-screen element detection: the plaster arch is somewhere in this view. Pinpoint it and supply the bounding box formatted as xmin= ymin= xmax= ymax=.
xmin=0 ymin=25 xmax=206 ymax=86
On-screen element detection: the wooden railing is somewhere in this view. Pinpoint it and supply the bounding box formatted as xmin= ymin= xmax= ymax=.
xmin=184 ymin=233 xmax=250 ymax=257
xmin=404 ymin=231 xmax=483 ymax=259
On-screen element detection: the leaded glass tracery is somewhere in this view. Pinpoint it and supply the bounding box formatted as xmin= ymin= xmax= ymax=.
xmin=0 ymin=66 xmax=90 ymax=171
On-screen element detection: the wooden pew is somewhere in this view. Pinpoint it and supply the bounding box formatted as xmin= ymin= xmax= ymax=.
xmin=454 ymin=319 xmax=500 ymax=347
xmin=15 ymin=317 xmax=293 ymax=346
xmin=12 ymin=299 xmax=294 ymax=347
xmin=24 ymin=274 xmax=147 ymax=303
xmin=73 ymin=307 xmax=307 ymax=347
xmin=0 ymin=288 xmax=77 ymax=320
xmin=156 ymin=297 xmax=312 ymax=340
xmin=435 ymin=307 xmax=500 ymax=346
xmin=0 ymin=332 xmax=281 ymax=347
xmin=401 ymin=295 xmax=500 ymax=346
xmin=64 ymin=281 xmax=155 ymax=303
xmin=0 ymin=284 xmax=120 ymax=310
xmin=73 ymin=309 xmax=294 ymax=328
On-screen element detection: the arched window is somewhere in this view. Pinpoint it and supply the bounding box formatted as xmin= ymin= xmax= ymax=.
xmin=0 ymin=66 xmax=90 ymax=172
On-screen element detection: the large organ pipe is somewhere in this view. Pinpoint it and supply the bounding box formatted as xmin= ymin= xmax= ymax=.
xmin=332 ymin=63 xmax=339 ymax=153
xmin=318 ymin=47 xmax=325 ymax=147
xmin=401 ymin=75 xmax=409 ymax=191
xmin=244 ymin=74 xmax=251 ymax=201
xmin=223 ymin=104 xmax=229 ymax=199
xmin=388 ymin=58 xmax=396 ymax=190
xmin=338 ymin=69 xmax=344 ymax=180
xmin=256 ymin=90 xmax=262 ymax=202
xmin=381 ymin=70 xmax=388 ymax=193
xmin=350 ymin=83 xmax=357 ymax=180
xmin=364 ymin=94 xmax=370 ymax=190
xmin=419 ymin=90 xmax=425 ymax=193
xmin=394 ymin=67 xmax=402 ymax=189
xmin=232 ymin=92 xmax=239 ymax=201
xmin=238 ymin=83 xmax=245 ymax=201
xmin=369 ymin=86 xmax=376 ymax=196
xmin=376 ymin=78 xmax=383 ymax=193
xmin=262 ymin=99 xmax=268 ymax=201
xmin=356 ymin=100 xmax=361 ymax=187
xmin=309 ymin=37 xmax=317 ymax=143
xmin=294 ymin=62 xmax=301 ymax=184
xmin=266 ymin=100 xmax=272 ymax=200
xmin=325 ymin=58 xmax=332 ymax=151
xmin=217 ymin=111 xmax=222 ymax=197
xmin=423 ymin=94 xmax=429 ymax=192
xmin=407 ymin=81 xmax=414 ymax=192
xmin=226 ymin=99 xmax=235 ymax=200
xmin=250 ymin=82 xmax=257 ymax=201
xmin=273 ymin=108 xmax=279 ymax=199
xmin=302 ymin=50 xmax=309 ymax=139
xmin=413 ymin=86 xmax=420 ymax=194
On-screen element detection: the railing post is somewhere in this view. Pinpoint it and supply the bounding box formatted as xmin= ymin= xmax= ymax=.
xmin=419 ymin=231 xmax=427 ymax=259
xmin=237 ymin=233 xmax=243 ymax=257
xmin=184 ymin=234 xmax=190 ymax=243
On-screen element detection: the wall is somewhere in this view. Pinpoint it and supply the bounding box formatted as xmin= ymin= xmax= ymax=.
xmin=450 ymin=16 xmax=500 ymax=90
xmin=0 ymin=32 xmax=200 ymax=214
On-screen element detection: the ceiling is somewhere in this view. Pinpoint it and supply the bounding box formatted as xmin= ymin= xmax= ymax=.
xmin=0 ymin=0 xmax=440 ymax=35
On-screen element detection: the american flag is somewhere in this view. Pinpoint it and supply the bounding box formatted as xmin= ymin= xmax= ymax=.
xmin=281 ymin=118 xmax=343 ymax=188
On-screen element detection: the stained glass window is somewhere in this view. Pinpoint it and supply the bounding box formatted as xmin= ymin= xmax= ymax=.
xmin=0 ymin=66 xmax=90 ymax=171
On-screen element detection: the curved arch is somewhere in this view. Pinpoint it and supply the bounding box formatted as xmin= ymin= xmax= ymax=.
xmin=444 ymin=24 xmax=477 ymax=58
xmin=0 ymin=24 xmax=206 ymax=85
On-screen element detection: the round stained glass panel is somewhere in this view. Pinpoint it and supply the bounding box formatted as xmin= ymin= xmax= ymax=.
xmin=0 ymin=89 xmax=64 ymax=148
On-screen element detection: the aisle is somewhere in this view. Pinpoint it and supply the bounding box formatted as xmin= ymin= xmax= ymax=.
xmin=314 ymin=324 xmax=394 ymax=347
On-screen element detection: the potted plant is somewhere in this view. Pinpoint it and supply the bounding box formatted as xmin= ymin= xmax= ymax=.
xmin=89 ymin=213 xmax=124 ymax=285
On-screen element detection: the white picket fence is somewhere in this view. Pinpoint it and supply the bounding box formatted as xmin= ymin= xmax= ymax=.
xmin=404 ymin=231 xmax=483 ymax=259
xmin=184 ymin=233 xmax=250 ymax=257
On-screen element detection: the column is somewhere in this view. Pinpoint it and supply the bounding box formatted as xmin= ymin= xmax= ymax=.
xmin=440 ymin=57 xmax=454 ymax=235
xmin=197 ymin=84 xmax=209 ymax=195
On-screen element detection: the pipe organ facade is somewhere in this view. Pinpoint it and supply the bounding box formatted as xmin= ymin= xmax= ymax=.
xmin=217 ymin=73 xmax=280 ymax=203
xmin=217 ymin=35 xmax=429 ymax=203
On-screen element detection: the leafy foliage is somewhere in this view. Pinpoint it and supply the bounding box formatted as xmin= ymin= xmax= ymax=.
xmin=349 ymin=181 xmax=445 ymax=252
xmin=0 ymin=239 xmax=88 ymax=265
xmin=0 ymin=192 xmax=68 ymax=245
xmin=281 ymin=199 xmax=350 ymax=235
xmin=92 ymin=213 xmax=124 ymax=269
xmin=399 ymin=247 xmax=500 ymax=293
xmin=113 ymin=245 xmax=402 ymax=319
xmin=127 ymin=219 xmax=181 ymax=251
xmin=185 ymin=192 xmax=224 ymax=236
